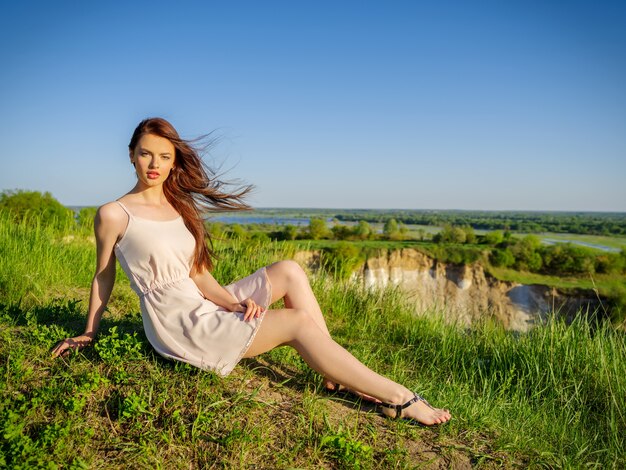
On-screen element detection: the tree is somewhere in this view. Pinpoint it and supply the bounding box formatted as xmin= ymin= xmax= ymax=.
xmin=331 ymin=224 xmax=352 ymax=240
xmin=434 ymin=224 xmax=466 ymax=244
xmin=281 ymin=224 xmax=298 ymax=240
xmin=490 ymin=248 xmax=515 ymax=267
xmin=308 ymin=217 xmax=330 ymax=240
xmin=483 ymin=230 xmax=504 ymax=245
xmin=383 ymin=218 xmax=399 ymax=239
xmin=354 ymin=220 xmax=372 ymax=240
xmin=462 ymin=225 xmax=476 ymax=244
xmin=0 ymin=190 xmax=73 ymax=228
xmin=510 ymin=235 xmax=542 ymax=271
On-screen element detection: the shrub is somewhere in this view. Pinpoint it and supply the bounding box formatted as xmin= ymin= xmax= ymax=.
xmin=308 ymin=217 xmax=330 ymax=240
xmin=0 ymin=190 xmax=73 ymax=228
xmin=322 ymin=242 xmax=364 ymax=280
xmin=483 ymin=230 xmax=504 ymax=245
xmin=490 ymin=248 xmax=515 ymax=267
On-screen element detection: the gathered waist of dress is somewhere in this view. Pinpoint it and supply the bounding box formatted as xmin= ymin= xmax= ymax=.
xmin=138 ymin=276 xmax=191 ymax=298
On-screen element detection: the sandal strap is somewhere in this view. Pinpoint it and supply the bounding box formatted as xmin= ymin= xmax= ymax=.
xmin=381 ymin=392 xmax=428 ymax=419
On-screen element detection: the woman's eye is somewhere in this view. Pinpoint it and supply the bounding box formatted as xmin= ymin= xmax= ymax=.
xmin=162 ymin=156 xmax=171 ymax=161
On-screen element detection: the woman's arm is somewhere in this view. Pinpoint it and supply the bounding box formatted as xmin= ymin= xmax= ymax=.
xmin=52 ymin=203 xmax=125 ymax=357
xmin=191 ymin=268 xmax=264 ymax=321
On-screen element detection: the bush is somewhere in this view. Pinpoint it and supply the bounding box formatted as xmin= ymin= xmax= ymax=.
xmin=0 ymin=190 xmax=73 ymax=228
xmin=321 ymin=242 xmax=364 ymax=280
xmin=490 ymin=248 xmax=515 ymax=268
xmin=281 ymin=224 xmax=298 ymax=240
xmin=483 ymin=230 xmax=504 ymax=245
xmin=433 ymin=224 xmax=476 ymax=244
xmin=307 ymin=217 xmax=330 ymax=240
xmin=542 ymin=244 xmax=596 ymax=275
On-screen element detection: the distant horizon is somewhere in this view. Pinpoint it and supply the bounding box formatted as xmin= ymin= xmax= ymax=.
xmin=63 ymin=203 xmax=626 ymax=215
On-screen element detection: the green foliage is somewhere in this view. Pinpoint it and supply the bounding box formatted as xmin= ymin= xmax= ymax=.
xmin=542 ymin=243 xmax=595 ymax=274
xmin=321 ymin=242 xmax=364 ymax=280
xmin=228 ymin=223 xmax=247 ymax=239
xmin=0 ymin=190 xmax=73 ymax=229
xmin=433 ymin=224 xmax=473 ymax=244
xmin=281 ymin=224 xmax=298 ymax=240
xmin=321 ymin=429 xmax=373 ymax=469
xmin=331 ymin=224 xmax=353 ymax=240
xmin=119 ymin=391 xmax=151 ymax=421
xmin=94 ymin=326 xmax=145 ymax=364
xmin=354 ymin=220 xmax=372 ymax=240
xmin=483 ymin=230 xmax=505 ymax=245
xmin=490 ymin=248 xmax=515 ymax=268
xmin=420 ymin=243 xmax=483 ymax=265
xmin=205 ymin=221 xmax=225 ymax=239
xmin=77 ymin=206 xmax=97 ymax=230
xmin=382 ymin=218 xmax=399 ymax=238
xmin=308 ymin=217 xmax=330 ymax=240
xmin=334 ymin=208 xmax=626 ymax=236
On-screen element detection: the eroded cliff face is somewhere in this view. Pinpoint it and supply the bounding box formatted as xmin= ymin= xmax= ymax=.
xmin=294 ymin=248 xmax=599 ymax=331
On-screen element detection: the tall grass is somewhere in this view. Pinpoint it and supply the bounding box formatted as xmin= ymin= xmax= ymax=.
xmin=1 ymin=212 xmax=625 ymax=468
xmin=0 ymin=211 xmax=96 ymax=304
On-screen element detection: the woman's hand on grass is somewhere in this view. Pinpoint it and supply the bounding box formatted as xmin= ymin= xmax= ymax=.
xmin=232 ymin=298 xmax=265 ymax=322
xmin=51 ymin=334 xmax=94 ymax=358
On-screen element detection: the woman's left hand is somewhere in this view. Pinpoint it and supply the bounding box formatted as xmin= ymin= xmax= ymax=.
xmin=232 ymin=298 xmax=265 ymax=322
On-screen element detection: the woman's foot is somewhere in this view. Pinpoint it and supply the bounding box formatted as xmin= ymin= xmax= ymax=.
xmin=323 ymin=379 xmax=382 ymax=404
xmin=381 ymin=392 xmax=451 ymax=426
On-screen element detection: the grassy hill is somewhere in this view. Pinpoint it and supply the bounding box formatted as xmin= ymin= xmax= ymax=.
xmin=1 ymin=213 xmax=624 ymax=468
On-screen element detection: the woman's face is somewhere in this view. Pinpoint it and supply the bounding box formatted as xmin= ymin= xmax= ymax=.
xmin=130 ymin=133 xmax=176 ymax=187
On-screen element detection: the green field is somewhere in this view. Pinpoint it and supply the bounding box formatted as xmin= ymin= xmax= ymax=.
xmin=527 ymin=232 xmax=626 ymax=251
xmin=1 ymin=213 xmax=625 ymax=468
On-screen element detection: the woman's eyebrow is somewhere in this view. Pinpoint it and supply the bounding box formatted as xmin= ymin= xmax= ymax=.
xmin=138 ymin=148 xmax=172 ymax=155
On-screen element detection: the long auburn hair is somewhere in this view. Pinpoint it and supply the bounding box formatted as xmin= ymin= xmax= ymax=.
xmin=128 ymin=117 xmax=252 ymax=272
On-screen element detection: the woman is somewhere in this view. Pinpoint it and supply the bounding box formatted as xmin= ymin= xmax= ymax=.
xmin=52 ymin=117 xmax=451 ymax=425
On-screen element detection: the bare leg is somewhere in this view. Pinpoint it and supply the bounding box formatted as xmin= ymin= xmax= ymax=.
xmin=244 ymin=308 xmax=451 ymax=425
xmin=265 ymin=261 xmax=376 ymax=399
xmin=265 ymin=260 xmax=331 ymax=335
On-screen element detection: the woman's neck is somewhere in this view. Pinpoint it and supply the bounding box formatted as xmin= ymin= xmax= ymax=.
xmin=128 ymin=183 xmax=170 ymax=208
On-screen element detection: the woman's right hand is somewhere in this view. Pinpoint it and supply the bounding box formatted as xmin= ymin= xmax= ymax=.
xmin=51 ymin=334 xmax=94 ymax=358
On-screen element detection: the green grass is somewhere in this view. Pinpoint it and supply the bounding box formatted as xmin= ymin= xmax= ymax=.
xmin=1 ymin=212 xmax=625 ymax=468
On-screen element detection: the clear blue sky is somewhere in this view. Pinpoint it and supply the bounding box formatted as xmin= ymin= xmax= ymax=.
xmin=1 ymin=0 xmax=625 ymax=211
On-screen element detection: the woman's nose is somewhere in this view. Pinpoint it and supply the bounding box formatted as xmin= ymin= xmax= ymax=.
xmin=149 ymin=157 xmax=159 ymax=168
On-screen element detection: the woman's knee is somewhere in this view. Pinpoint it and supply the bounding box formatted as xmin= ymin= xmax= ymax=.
xmin=271 ymin=260 xmax=307 ymax=283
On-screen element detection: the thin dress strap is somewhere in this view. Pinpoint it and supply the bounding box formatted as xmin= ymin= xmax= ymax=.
xmin=115 ymin=200 xmax=134 ymax=219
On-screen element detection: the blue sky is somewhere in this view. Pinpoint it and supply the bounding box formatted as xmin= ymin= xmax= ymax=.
xmin=1 ymin=0 xmax=625 ymax=211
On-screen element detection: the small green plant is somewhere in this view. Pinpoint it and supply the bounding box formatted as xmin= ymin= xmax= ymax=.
xmin=120 ymin=391 xmax=150 ymax=421
xmin=94 ymin=326 xmax=144 ymax=364
xmin=321 ymin=429 xmax=373 ymax=469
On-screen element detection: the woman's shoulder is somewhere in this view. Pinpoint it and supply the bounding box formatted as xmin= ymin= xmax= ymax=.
xmin=98 ymin=200 xmax=125 ymax=217
xmin=95 ymin=201 xmax=128 ymax=227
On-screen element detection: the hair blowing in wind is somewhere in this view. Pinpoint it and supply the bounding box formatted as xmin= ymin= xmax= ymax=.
xmin=128 ymin=117 xmax=253 ymax=272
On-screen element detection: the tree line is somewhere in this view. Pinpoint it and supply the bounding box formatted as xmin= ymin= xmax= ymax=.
xmin=334 ymin=210 xmax=626 ymax=236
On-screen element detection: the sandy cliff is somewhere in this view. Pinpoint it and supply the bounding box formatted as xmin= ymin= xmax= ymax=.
xmin=294 ymin=248 xmax=600 ymax=331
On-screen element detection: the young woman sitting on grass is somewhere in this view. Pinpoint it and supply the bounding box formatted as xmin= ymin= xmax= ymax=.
xmin=52 ymin=117 xmax=451 ymax=426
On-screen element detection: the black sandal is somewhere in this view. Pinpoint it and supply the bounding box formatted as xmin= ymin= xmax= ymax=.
xmin=380 ymin=392 xmax=434 ymax=419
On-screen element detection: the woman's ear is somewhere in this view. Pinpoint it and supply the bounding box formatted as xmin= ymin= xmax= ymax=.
xmin=129 ymin=149 xmax=134 ymax=165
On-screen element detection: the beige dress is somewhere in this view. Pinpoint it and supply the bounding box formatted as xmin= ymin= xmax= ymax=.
xmin=113 ymin=201 xmax=270 ymax=376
